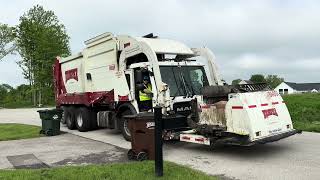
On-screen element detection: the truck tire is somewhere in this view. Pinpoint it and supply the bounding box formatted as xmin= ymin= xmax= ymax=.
xmin=61 ymin=107 xmax=66 ymax=124
xmin=76 ymin=107 xmax=92 ymax=132
xmin=65 ymin=107 xmax=76 ymax=130
xmin=119 ymin=110 xmax=132 ymax=141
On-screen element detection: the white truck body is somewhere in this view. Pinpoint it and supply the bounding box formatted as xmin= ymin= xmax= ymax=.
xmin=54 ymin=32 xmax=299 ymax=145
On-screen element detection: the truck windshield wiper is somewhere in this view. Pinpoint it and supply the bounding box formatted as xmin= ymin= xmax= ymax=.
xmin=172 ymin=67 xmax=184 ymax=100
xmin=178 ymin=66 xmax=191 ymax=98
xmin=185 ymin=66 xmax=196 ymax=97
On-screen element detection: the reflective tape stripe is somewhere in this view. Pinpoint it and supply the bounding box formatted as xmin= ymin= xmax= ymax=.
xmin=248 ymin=105 xmax=257 ymax=108
xmin=181 ymin=136 xmax=190 ymax=140
xmin=232 ymin=106 xmax=243 ymax=109
xmin=195 ymin=138 xmax=204 ymax=142
xmin=200 ymin=105 xmax=210 ymax=109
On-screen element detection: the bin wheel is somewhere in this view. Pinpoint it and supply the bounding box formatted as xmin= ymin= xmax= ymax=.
xmin=137 ymin=152 xmax=148 ymax=161
xmin=39 ymin=130 xmax=44 ymax=134
xmin=45 ymin=130 xmax=53 ymax=136
xmin=127 ymin=149 xmax=136 ymax=160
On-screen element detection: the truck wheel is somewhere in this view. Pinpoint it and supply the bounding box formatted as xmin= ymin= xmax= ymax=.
xmin=76 ymin=107 xmax=91 ymax=132
xmin=61 ymin=107 xmax=66 ymax=124
xmin=65 ymin=107 xmax=76 ymax=130
xmin=120 ymin=110 xmax=132 ymax=141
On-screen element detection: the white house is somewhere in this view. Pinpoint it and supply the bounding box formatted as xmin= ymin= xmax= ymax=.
xmin=274 ymin=82 xmax=320 ymax=95
xmin=239 ymin=80 xmax=254 ymax=85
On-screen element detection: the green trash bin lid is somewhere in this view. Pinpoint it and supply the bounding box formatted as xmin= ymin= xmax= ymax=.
xmin=37 ymin=109 xmax=63 ymax=120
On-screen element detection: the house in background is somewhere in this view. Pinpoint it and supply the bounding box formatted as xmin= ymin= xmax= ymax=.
xmin=239 ymin=80 xmax=254 ymax=84
xmin=274 ymin=82 xmax=320 ymax=95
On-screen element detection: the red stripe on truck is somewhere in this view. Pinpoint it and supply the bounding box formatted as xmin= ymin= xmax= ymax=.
xmin=56 ymin=90 xmax=114 ymax=107
xmin=118 ymin=95 xmax=129 ymax=101
xmin=248 ymin=105 xmax=257 ymax=108
xmin=261 ymin=103 xmax=268 ymax=106
xmin=200 ymin=104 xmax=210 ymax=109
xmin=232 ymin=106 xmax=243 ymax=109
xmin=182 ymin=136 xmax=191 ymax=140
xmin=195 ymin=138 xmax=204 ymax=142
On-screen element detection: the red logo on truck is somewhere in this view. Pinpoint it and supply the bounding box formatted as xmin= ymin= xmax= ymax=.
xmin=65 ymin=68 xmax=78 ymax=82
xmin=262 ymin=108 xmax=278 ymax=119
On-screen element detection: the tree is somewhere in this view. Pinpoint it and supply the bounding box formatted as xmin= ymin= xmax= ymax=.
xmin=0 ymin=23 xmax=16 ymax=60
xmin=16 ymin=5 xmax=70 ymax=106
xmin=250 ymin=74 xmax=266 ymax=83
xmin=265 ymin=75 xmax=284 ymax=89
xmin=231 ymin=79 xmax=242 ymax=85
xmin=0 ymin=84 xmax=13 ymax=106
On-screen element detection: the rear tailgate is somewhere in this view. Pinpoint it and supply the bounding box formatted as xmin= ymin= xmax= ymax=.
xmin=226 ymin=91 xmax=294 ymax=142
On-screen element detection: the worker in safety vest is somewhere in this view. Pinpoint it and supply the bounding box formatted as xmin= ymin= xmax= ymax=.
xmin=139 ymin=76 xmax=153 ymax=111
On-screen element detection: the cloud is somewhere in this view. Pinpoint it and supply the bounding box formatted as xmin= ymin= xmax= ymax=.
xmin=220 ymin=53 xmax=320 ymax=83
xmin=1 ymin=0 xmax=320 ymax=86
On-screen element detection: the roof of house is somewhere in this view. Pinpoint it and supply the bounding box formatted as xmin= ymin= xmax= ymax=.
xmin=285 ymin=82 xmax=320 ymax=91
xmin=239 ymin=80 xmax=254 ymax=84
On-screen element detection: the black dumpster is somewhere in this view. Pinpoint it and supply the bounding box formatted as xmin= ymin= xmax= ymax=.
xmin=126 ymin=113 xmax=155 ymax=161
xmin=37 ymin=109 xmax=63 ymax=136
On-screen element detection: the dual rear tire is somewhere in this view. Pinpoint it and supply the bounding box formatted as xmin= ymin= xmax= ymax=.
xmin=62 ymin=106 xmax=133 ymax=141
xmin=63 ymin=106 xmax=97 ymax=132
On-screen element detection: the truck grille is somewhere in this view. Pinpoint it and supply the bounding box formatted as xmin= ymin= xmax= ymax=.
xmin=173 ymin=101 xmax=192 ymax=117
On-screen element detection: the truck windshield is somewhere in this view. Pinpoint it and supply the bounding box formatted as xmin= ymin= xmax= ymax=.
xmin=159 ymin=66 xmax=209 ymax=97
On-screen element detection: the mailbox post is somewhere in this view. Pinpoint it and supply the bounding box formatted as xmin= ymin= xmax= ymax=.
xmin=154 ymin=106 xmax=163 ymax=177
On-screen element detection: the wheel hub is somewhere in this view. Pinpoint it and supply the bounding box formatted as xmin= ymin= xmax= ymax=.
xmin=77 ymin=114 xmax=83 ymax=127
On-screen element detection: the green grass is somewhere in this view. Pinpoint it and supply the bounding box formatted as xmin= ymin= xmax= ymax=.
xmin=0 ymin=123 xmax=42 ymax=141
xmin=1 ymin=101 xmax=34 ymax=109
xmin=0 ymin=161 xmax=217 ymax=180
xmin=1 ymin=100 xmax=55 ymax=109
xmin=283 ymin=93 xmax=320 ymax=132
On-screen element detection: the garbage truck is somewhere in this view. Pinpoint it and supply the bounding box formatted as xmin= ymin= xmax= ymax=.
xmin=53 ymin=32 xmax=300 ymax=146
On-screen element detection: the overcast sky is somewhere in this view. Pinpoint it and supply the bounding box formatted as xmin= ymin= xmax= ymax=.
xmin=1 ymin=0 xmax=320 ymax=87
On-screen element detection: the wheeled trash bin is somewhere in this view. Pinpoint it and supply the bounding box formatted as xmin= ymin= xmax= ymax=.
xmin=37 ymin=108 xmax=63 ymax=136
xmin=126 ymin=113 xmax=155 ymax=161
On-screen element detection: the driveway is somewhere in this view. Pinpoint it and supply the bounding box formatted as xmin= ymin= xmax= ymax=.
xmin=1 ymin=108 xmax=320 ymax=180
xmin=0 ymin=133 xmax=127 ymax=169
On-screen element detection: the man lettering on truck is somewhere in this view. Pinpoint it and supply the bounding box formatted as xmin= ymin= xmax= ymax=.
xmin=139 ymin=76 xmax=153 ymax=111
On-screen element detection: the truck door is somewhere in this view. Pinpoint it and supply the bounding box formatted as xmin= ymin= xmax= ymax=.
xmin=125 ymin=70 xmax=139 ymax=111
xmin=134 ymin=68 xmax=155 ymax=111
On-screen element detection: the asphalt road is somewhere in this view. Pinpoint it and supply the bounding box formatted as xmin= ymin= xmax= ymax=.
xmin=1 ymin=108 xmax=320 ymax=180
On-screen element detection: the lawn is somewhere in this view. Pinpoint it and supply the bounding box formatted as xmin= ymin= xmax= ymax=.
xmin=283 ymin=93 xmax=320 ymax=132
xmin=0 ymin=123 xmax=42 ymax=141
xmin=0 ymin=161 xmax=217 ymax=180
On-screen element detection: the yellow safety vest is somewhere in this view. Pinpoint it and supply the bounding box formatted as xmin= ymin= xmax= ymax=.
xmin=139 ymin=84 xmax=152 ymax=101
